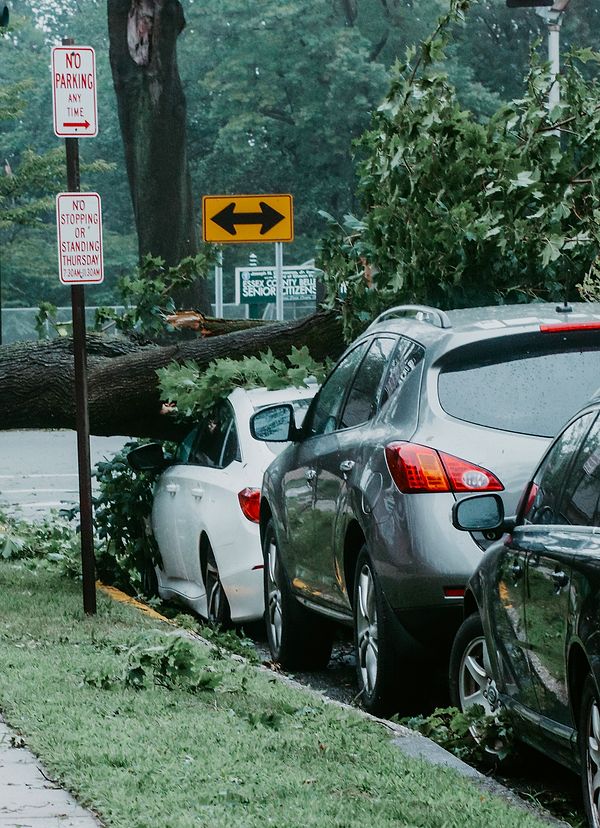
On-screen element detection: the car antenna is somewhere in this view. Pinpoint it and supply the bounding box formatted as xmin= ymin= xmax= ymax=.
xmin=556 ymin=299 xmax=572 ymax=313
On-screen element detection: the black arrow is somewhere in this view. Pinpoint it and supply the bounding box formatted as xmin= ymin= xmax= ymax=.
xmin=210 ymin=201 xmax=285 ymax=236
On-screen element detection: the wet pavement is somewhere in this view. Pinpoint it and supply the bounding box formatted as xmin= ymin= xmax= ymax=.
xmin=0 ymin=431 xmax=127 ymax=520
xmin=0 ymin=716 xmax=101 ymax=827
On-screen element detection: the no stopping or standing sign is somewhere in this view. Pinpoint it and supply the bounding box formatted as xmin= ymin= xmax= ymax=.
xmin=56 ymin=192 xmax=104 ymax=285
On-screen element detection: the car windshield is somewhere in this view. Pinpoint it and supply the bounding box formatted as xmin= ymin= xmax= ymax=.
xmin=254 ymin=397 xmax=313 ymax=454
xmin=438 ymin=336 xmax=600 ymax=437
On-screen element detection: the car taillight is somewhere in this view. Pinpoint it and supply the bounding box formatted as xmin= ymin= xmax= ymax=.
xmin=540 ymin=322 xmax=600 ymax=333
xmin=385 ymin=442 xmax=504 ymax=494
xmin=516 ymin=480 xmax=538 ymax=518
xmin=444 ymin=587 xmax=465 ymax=599
xmin=238 ymin=488 xmax=261 ymax=523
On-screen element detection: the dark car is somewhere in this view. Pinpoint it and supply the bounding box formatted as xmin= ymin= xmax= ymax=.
xmin=449 ymin=394 xmax=600 ymax=827
xmin=251 ymin=302 xmax=600 ymax=715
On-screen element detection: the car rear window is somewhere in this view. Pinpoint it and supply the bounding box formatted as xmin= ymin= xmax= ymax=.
xmin=438 ymin=336 xmax=600 ymax=437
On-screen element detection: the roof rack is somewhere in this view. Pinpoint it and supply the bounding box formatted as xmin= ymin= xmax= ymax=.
xmin=369 ymin=305 xmax=452 ymax=330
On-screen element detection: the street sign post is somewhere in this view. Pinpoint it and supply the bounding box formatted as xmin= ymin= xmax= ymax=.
xmin=204 ymin=193 xmax=294 ymax=320
xmin=235 ymin=265 xmax=317 ymax=304
xmin=54 ymin=38 xmax=98 ymax=615
xmin=202 ymin=194 xmax=293 ymax=243
xmin=51 ymin=45 xmax=98 ymax=138
xmin=56 ymin=193 xmax=104 ymax=285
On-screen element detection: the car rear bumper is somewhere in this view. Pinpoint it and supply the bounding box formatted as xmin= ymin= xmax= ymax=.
xmin=223 ymin=564 xmax=264 ymax=622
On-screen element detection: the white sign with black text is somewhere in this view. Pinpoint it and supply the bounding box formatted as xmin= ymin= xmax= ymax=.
xmin=56 ymin=192 xmax=104 ymax=285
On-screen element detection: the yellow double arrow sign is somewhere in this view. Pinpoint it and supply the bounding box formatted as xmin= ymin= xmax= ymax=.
xmin=202 ymin=194 xmax=294 ymax=243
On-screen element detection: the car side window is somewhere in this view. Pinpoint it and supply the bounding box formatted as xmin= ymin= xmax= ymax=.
xmin=339 ymin=337 xmax=396 ymax=430
xmin=304 ymin=340 xmax=370 ymax=437
xmin=524 ymin=412 xmax=596 ymax=525
xmin=381 ymin=337 xmax=424 ymax=410
xmin=188 ymin=402 xmax=241 ymax=468
xmin=175 ymin=427 xmax=199 ymax=464
xmin=559 ymin=415 xmax=600 ymax=527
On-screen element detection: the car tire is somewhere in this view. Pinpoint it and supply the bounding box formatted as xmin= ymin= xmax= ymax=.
xmin=449 ymin=613 xmax=494 ymax=713
xmin=579 ymin=674 xmax=600 ymax=828
xmin=139 ymin=560 xmax=159 ymax=598
xmin=263 ymin=518 xmax=333 ymax=670
xmin=202 ymin=540 xmax=231 ymax=626
xmin=353 ymin=546 xmax=400 ymax=717
xmin=448 ymin=611 xmax=509 ymax=759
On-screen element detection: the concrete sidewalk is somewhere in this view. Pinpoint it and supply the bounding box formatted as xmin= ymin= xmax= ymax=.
xmin=0 ymin=716 xmax=101 ymax=828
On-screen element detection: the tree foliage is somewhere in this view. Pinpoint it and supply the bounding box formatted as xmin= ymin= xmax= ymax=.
xmin=157 ymin=345 xmax=330 ymax=419
xmin=318 ymin=0 xmax=600 ymax=337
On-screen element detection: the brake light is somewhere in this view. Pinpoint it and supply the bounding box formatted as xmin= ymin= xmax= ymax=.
xmin=238 ymin=488 xmax=261 ymax=523
xmin=444 ymin=587 xmax=465 ymax=599
xmin=385 ymin=442 xmax=504 ymax=494
xmin=540 ymin=322 xmax=600 ymax=333
xmin=439 ymin=451 xmax=503 ymax=492
xmin=516 ymin=480 xmax=539 ymax=518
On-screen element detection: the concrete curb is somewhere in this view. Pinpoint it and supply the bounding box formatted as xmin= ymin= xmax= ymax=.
xmin=98 ymin=583 xmax=570 ymax=827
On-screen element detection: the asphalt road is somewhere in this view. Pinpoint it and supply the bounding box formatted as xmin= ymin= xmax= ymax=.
xmin=0 ymin=430 xmax=128 ymax=519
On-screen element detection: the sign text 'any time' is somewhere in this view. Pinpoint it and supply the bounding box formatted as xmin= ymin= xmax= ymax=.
xmin=52 ymin=46 xmax=98 ymax=137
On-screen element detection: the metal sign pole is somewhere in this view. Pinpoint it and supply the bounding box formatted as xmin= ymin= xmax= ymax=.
xmin=214 ymin=248 xmax=223 ymax=317
xmin=275 ymin=242 xmax=284 ymax=321
xmin=63 ymin=37 xmax=96 ymax=615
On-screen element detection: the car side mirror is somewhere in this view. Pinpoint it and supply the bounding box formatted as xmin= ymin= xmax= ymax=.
xmin=452 ymin=493 xmax=514 ymax=533
xmin=250 ymin=404 xmax=298 ymax=443
xmin=127 ymin=442 xmax=167 ymax=472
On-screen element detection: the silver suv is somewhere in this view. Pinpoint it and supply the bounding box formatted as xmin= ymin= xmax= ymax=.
xmin=250 ymin=303 xmax=600 ymax=715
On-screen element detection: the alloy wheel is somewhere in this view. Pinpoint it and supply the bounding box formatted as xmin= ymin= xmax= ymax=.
xmin=585 ymin=698 xmax=600 ymax=827
xmin=266 ymin=537 xmax=283 ymax=653
xmin=205 ymin=557 xmax=224 ymax=622
xmin=356 ymin=562 xmax=379 ymax=696
xmin=458 ymin=634 xmax=495 ymax=714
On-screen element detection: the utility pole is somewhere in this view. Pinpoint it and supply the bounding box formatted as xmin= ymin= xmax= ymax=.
xmin=507 ymin=0 xmax=571 ymax=130
xmin=535 ymin=0 xmax=571 ymax=117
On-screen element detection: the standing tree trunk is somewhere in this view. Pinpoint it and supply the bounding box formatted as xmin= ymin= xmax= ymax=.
xmin=107 ymin=0 xmax=209 ymax=310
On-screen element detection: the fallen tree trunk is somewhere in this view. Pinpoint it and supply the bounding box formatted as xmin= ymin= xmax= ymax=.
xmin=0 ymin=312 xmax=345 ymax=438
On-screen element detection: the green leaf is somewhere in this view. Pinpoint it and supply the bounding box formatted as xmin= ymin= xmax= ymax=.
xmin=541 ymin=235 xmax=565 ymax=267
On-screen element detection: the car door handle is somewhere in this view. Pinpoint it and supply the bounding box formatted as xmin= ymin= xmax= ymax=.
xmin=191 ymin=488 xmax=204 ymax=500
xmin=552 ymin=570 xmax=569 ymax=589
xmin=165 ymin=483 xmax=179 ymax=495
xmin=305 ymin=469 xmax=317 ymax=482
xmin=339 ymin=460 xmax=355 ymax=473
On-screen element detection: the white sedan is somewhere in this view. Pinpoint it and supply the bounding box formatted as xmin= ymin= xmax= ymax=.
xmin=141 ymin=386 xmax=315 ymax=624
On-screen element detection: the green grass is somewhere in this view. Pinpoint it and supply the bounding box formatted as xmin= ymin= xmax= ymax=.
xmin=0 ymin=561 xmax=548 ymax=828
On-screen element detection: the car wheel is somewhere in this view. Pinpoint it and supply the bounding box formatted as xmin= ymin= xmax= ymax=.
xmin=579 ymin=675 xmax=600 ymax=828
xmin=353 ymin=546 xmax=399 ymax=716
xmin=202 ymin=541 xmax=230 ymax=626
xmin=139 ymin=560 xmax=158 ymax=598
xmin=263 ymin=518 xmax=333 ymax=670
xmin=449 ymin=613 xmax=495 ymax=715
xmin=449 ymin=612 xmax=507 ymax=756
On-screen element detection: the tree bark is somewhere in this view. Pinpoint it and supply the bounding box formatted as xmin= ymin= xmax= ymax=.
xmin=0 ymin=312 xmax=345 ymax=439
xmin=107 ymin=0 xmax=209 ymax=310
